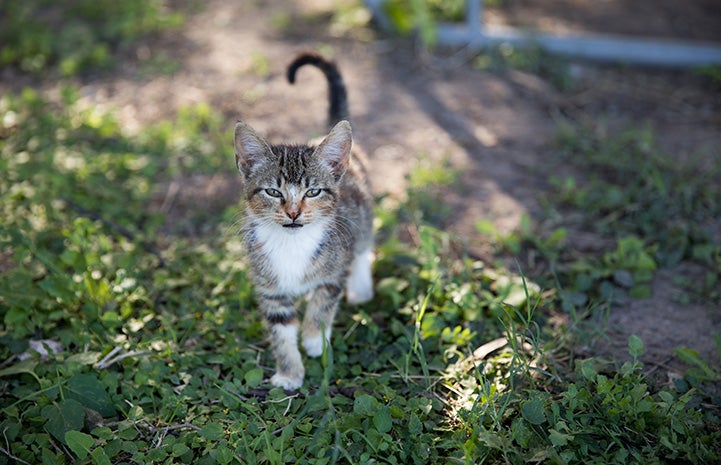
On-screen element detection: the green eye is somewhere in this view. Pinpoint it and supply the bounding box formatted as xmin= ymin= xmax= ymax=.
xmin=305 ymin=188 xmax=322 ymax=198
xmin=265 ymin=188 xmax=283 ymax=198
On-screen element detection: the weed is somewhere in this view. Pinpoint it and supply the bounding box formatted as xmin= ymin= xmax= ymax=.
xmin=475 ymin=44 xmax=575 ymax=90
xmin=545 ymin=123 xmax=721 ymax=303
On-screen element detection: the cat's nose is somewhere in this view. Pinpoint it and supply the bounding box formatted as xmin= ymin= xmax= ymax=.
xmin=286 ymin=209 xmax=301 ymax=221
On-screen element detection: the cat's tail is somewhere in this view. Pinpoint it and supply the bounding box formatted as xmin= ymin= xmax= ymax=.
xmin=287 ymin=52 xmax=349 ymax=130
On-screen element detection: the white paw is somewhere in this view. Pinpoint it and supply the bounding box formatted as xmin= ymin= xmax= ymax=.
xmin=346 ymin=284 xmax=374 ymax=304
xmin=270 ymin=372 xmax=303 ymax=390
xmin=302 ymin=335 xmax=325 ymax=357
xmin=346 ymin=248 xmax=374 ymax=304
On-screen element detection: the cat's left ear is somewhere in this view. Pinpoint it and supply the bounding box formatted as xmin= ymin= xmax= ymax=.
xmin=315 ymin=120 xmax=352 ymax=181
xmin=234 ymin=120 xmax=273 ymax=178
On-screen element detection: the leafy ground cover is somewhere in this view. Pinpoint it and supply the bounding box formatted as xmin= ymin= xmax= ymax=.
xmin=0 ymin=0 xmax=183 ymax=76
xmin=1 ymin=84 xmax=720 ymax=465
xmin=1 ymin=2 xmax=721 ymax=464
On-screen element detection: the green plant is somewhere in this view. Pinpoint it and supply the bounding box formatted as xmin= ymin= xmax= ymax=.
xmin=452 ymin=335 xmax=721 ymax=464
xmin=382 ymin=0 xmax=440 ymax=45
xmin=495 ymin=123 xmax=721 ymax=309
xmin=474 ymin=43 xmax=575 ymax=90
xmin=1 ymin=87 xmax=719 ymax=464
xmin=0 ymin=0 xmax=184 ymax=75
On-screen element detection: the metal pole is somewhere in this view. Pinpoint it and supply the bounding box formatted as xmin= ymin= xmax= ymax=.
xmin=363 ymin=0 xmax=721 ymax=68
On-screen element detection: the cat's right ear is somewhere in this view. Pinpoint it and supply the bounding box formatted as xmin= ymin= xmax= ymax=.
xmin=234 ymin=121 xmax=272 ymax=177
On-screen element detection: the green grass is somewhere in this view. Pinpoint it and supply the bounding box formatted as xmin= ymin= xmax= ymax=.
xmin=2 ymin=3 xmax=718 ymax=463
xmin=548 ymin=123 xmax=721 ymax=305
xmin=1 ymin=88 xmax=720 ymax=464
xmin=0 ymin=0 xmax=184 ymax=76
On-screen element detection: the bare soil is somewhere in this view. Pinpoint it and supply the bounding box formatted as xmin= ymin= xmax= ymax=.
xmin=7 ymin=0 xmax=719 ymax=378
xmin=489 ymin=0 xmax=721 ymax=42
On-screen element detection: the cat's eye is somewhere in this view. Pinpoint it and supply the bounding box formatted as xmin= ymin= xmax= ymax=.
xmin=305 ymin=188 xmax=322 ymax=198
xmin=265 ymin=188 xmax=283 ymax=198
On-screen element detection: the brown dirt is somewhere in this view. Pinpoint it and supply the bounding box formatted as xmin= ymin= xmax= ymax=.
xmin=6 ymin=0 xmax=719 ymax=376
xmin=489 ymin=0 xmax=721 ymax=42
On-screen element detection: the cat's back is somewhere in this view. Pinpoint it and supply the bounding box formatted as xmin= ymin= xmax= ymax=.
xmin=339 ymin=147 xmax=372 ymax=215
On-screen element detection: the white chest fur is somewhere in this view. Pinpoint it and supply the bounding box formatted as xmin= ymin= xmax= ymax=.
xmin=254 ymin=220 xmax=329 ymax=295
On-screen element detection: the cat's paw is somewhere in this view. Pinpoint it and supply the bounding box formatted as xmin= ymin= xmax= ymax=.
xmin=270 ymin=372 xmax=303 ymax=390
xmin=346 ymin=248 xmax=374 ymax=304
xmin=302 ymin=335 xmax=326 ymax=357
xmin=346 ymin=284 xmax=373 ymax=304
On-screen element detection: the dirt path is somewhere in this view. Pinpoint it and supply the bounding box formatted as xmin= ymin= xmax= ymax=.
xmin=34 ymin=0 xmax=720 ymax=374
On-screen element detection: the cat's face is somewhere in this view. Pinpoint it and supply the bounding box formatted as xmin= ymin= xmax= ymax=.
xmin=242 ymin=147 xmax=337 ymax=230
xmin=234 ymin=121 xmax=352 ymax=231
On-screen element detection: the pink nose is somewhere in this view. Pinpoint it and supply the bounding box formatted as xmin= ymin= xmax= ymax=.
xmin=286 ymin=209 xmax=301 ymax=221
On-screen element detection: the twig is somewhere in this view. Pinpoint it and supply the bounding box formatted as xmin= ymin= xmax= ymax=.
xmin=135 ymin=421 xmax=201 ymax=448
xmin=96 ymin=348 xmax=149 ymax=369
xmin=0 ymin=447 xmax=32 ymax=465
xmin=1 ymin=428 xmax=32 ymax=465
xmin=154 ymin=423 xmax=201 ymax=434
xmin=264 ymin=394 xmax=299 ymax=416
xmin=96 ymin=346 xmax=122 ymax=368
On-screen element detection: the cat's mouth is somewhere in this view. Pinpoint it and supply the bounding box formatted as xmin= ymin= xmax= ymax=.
xmin=282 ymin=223 xmax=304 ymax=229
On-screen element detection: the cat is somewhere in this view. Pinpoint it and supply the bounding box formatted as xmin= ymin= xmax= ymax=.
xmin=233 ymin=53 xmax=374 ymax=390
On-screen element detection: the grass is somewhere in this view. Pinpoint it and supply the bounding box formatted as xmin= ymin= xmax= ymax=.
xmin=1 ymin=85 xmax=720 ymax=465
xmin=1 ymin=6 xmax=720 ymax=461
xmin=0 ymin=0 xmax=184 ymax=76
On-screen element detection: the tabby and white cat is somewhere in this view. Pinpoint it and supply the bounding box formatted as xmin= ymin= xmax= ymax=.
xmin=233 ymin=53 xmax=374 ymax=390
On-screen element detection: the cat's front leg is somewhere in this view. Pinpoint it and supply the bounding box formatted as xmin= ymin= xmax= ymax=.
xmin=302 ymin=283 xmax=342 ymax=357
xmin=259 ymin=294 xmax=305 ymax=390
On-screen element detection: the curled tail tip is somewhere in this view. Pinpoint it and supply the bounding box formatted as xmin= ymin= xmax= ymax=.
xmin=286 ymin=52 xmax=349 ymax=128
xmin=287 ymin=52 xmax=327 ymax=84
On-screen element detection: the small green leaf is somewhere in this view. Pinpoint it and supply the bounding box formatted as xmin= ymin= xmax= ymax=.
xmin=628 ymin=334 xmax=645 ymax=358
xmin=580 ymin=361 xmax=596 ymax=380
xmin=172 ymin=443 xmax=191 ymax=457
xmin=548 ymin=428 xmax=573 ymax=447
xmin=244 ymin=368 xmax=264 ymax=388
xmin=66 ymin=373 xmax=116 ymax=417
xmin=41 ymin=447 xmax=61 ymax=465
xmin=90 ymin=447 xmax=112 ymax=465
xmin=215 ymin=446 xmax=234 ymax=465
xmin=408 ymin=413 xmax=423 ymax=435
xmin=65 ymin=352 xmax=102 ymax=366
xmin=43 ymin=399 xmax=86 ymax=444
xmin=674 ymin=347 xmax=719 ymax=380
xmin=91 ymin=427 xmax=114 ymax=440
xmin=65 ymin=430 xmax=94 ymax=460
xmin=475 ymin=219 xmax=497 ymax=236
xmin=353 ymin=394 xmax=378 ymax=416
xmin=521 ymin=398 xmax=546 ymax=425
xmin=372 ymin=406 xmax=393 ymax=434
xmin=629 ymin=284 xmax=652 ymax=299
xmin=199 ymin=423 xmax=224 ymax=441
xmin=0 ymin=359 xmax=38 ymax=378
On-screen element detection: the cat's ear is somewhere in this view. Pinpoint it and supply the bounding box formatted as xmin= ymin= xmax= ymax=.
xmin=315 ymin=120 xmax=352 ymax=181
xmin=234 ymin=121 xmax=273 ymax=177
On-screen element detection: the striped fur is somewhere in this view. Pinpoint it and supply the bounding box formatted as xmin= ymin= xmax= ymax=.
xmin=233 ymin=53 xmax=373 ymax=390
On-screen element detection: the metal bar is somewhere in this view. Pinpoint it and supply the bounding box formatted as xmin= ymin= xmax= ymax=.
xmin=466 ymin=0 xmax=481 ymax=36
xmin=363 ymin=0 xmax=721 ymax=68
xmin=436 ymin=23 xmax=721 ymax=68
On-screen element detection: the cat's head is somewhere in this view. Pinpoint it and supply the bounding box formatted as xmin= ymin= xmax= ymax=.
xmin=233 ymin=120 xmax=352 ymax=231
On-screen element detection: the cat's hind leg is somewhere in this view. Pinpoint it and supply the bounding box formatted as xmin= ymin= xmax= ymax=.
xmin=346 ymin=245 xmax=374 ymax=304
xmin=302 ymin=284 xmax=342 ymax=357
